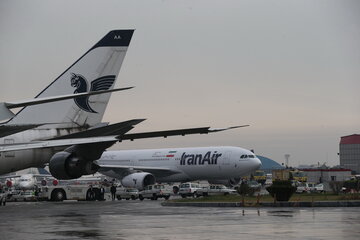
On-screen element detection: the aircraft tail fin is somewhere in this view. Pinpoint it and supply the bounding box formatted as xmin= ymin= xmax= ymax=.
xmin=7 ymin=30 xmax=134 ymax=128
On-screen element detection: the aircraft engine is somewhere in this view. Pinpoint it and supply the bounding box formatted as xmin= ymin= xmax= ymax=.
xmin=49 ymin=151 xmax=99 ymax=180
xmin=121 ymin=172 xmax=155 ymax=190
xmin=208 ymin=178 xmax=241 ymax=187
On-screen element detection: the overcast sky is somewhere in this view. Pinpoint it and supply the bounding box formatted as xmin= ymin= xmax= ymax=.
xmin=1 ymin=0 xmax=359 ymax=167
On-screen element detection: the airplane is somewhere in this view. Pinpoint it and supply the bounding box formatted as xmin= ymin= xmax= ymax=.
xmin=0 ymin=29 xmax=249 ymax=182
xmin=0 ymin=29 xmax=136 ymax=175
xmin=0 ymin=168 xmax=52 ymax=190
xmin=97 ymin=146 xmax=262 ymax=190
xmin=13 ymin=174 xmax=42 ymax=190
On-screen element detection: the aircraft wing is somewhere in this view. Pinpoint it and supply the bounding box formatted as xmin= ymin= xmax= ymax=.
xmin=98 ymin=164 xmax=181 ymax=178
xmin=50 ymin=119 xmax=146 ymax=140
xmin=0 ymin=119 xmax=144 ymax=153
xmin=119 ymin=125 xmax=249 ymax=141
xmin=0 ymin=123 xmax=248 ymax=153
xmin=0 ymin=136 xmax=120 ymax=153
xmin=0 ymin=124 xmax=43 ymax=138
xmin=0 ymin=86 xmax=133 ymax=121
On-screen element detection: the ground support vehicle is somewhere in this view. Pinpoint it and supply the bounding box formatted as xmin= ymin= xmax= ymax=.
xmin=296 ymin=182 xmax=316 ymax=193
xmin=11 ymin=190 xmax=38 ymax=202
xmin=139 ymin=184 xmax=171 ymax=200
xmin=39 ymin=184 xmax=105 ymax=201
xmin=253 ymin=170 xmax=266 ymax=184
xmin=196 ymin=184 xmax=236 ymax=197
xmin=116 ymin=188 xmax=139 ymax=200
xmin=272 ymin=169 xmax=307 ymax=182
xmin=178 ymin=182 xmax=202 ymax=198
xmin=314 ymin=183 xmax=325 ymax=193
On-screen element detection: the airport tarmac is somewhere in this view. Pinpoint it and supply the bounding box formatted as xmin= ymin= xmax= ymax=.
xmin=1 ymin=200 xmax=360 ymax=240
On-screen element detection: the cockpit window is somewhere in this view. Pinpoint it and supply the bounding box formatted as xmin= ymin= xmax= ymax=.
xmin=240 ymin=154 xmax=256 ymax=159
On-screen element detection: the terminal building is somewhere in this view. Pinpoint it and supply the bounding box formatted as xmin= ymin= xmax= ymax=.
xmin=339 ymin=134 xmax=360 ymax=174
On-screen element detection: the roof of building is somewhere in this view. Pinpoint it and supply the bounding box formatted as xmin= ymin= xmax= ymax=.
xmin=257 ymin=155 xmax=284 ymax=170
xmin=340 ymin=134 xmax=360 ymax=144
xmin=301 ymin=168 xmax=352 ymax=172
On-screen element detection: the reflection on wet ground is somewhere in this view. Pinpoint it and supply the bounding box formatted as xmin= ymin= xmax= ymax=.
xmin=1 ymin=201 xmax=360 ymax=239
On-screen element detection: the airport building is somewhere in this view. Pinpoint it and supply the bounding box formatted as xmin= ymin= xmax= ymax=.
xmin=339 ymin=134 xmax=360 ymax=174
xmin=258 ymin=156 xmax=284 ymax=174
xmin=301 ymin=168 xmax=352 ymax=183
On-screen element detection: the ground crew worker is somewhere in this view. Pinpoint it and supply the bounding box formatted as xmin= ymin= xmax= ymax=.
xmin=110 ymin=184 xmax=116 ymax=201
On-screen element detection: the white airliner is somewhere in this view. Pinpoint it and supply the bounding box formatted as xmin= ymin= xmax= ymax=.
xmin=0 ymin=29 xmax=247 ymax=181
xmin=98 ymin=146 xmax=262 ymax=190
xmin=14 ymin=174 xmax=39 ymax=190
xmin=0 ymin=29 xmax=136 ymax=176
xmin=1 ymin=168 xmax=52 ymax=190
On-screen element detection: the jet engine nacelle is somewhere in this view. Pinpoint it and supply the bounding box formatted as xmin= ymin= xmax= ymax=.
xmin=121 ymin=172 xmax=156 ymax=190
xmin=209 ymin=178 xmax=241 ymax=187
xmin=49 ymin=151 xmax=99 ymax=180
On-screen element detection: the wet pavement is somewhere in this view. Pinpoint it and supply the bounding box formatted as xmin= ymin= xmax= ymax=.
xmin=1 ymin=200 xmax=360 ymax=240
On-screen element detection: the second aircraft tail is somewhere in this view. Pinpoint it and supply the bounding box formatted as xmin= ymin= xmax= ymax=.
xmin=7 ymin=30 xmax=134 ymax=128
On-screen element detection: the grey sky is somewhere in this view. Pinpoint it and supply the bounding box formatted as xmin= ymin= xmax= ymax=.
xmin=1 ymin=0 xmax=359 ymax=166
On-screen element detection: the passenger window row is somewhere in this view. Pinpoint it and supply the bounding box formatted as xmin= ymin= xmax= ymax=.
xmin=240 ymin=154 xmax=255 ymax=159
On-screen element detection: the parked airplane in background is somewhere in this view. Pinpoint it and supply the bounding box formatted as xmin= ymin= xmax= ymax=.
xmin=0 ymin=29 xmax=248 ymax=182
xmin=98 ymin=146 xmax=262 ymax=190
xmin=0 ymin=168 xmax=51 ymax=190
xmin=9 ymin=174 xmax=43 ymax=190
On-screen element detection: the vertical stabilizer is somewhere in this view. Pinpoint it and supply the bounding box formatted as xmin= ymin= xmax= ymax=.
xmin=8 ymin=30 xmax=134 ymax=128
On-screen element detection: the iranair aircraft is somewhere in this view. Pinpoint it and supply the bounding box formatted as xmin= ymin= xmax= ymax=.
xmin=0 ymin=29 xmax=248 ymax=181
xmin=97 ymin=146 xmax=262 ymax=190
xmin=0 ymin=29 xmax=136 ymax=175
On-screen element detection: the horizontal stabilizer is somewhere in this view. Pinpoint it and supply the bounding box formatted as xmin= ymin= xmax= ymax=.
xmin=0 ymin=87 xmax=134 ymax=121
xmin=5 ymin=86 xmax=134 ymax=109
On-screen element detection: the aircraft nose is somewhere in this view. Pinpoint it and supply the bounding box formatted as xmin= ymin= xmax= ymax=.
xmin=251 ymin=157 xmax=262 ymax=171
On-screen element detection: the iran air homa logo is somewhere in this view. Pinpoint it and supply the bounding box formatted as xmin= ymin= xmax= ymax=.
xmin=70 ymin=73 xmax=116 ymax=113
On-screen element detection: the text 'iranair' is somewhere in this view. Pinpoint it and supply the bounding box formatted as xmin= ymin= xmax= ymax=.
xmin=180 ymin=151 xmax=222 ymax=165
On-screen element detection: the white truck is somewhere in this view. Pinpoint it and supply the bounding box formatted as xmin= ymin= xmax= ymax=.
xmin=39 ymin=184 xmax=106 ymax=201
xmin=116 ymin=188 xmax=139 ymax=200
xmin=295 ymin=182 xmax=316 ymax=193
xmin=178 ymin=182 xmax=203 ymax=198
xmin=139 ymin=184 xmax=171 ymax=200
xmin=196 ymin=184 xmax=237 ymax=197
